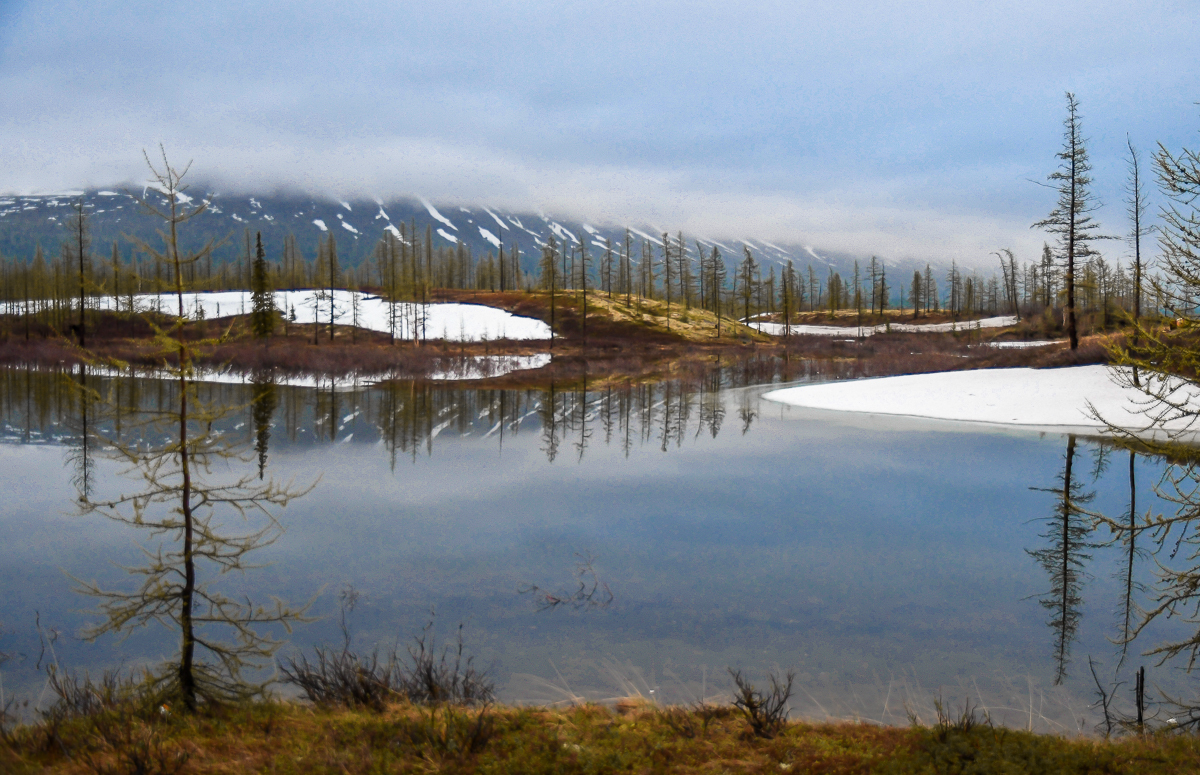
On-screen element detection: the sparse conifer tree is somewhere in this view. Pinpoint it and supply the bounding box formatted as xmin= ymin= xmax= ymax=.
xmin=1033 ymin=93 xmax=1106 ymax=350
xmin=250 ymin=232 xmax=275 ymax=339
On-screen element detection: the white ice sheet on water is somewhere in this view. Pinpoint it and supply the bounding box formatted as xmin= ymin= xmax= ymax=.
xmin=763 ymin=365 xmax=1200 ymax=435
xmin=94 ymin=290 xmax=551 ymax=341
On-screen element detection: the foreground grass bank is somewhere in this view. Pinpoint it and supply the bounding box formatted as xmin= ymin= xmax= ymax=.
xmin=5 ymin=699 xmax=1200 ymax=774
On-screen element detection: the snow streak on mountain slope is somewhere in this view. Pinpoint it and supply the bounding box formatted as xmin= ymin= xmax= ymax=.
xmin=0 ymin=189 xmax=928 ymax=282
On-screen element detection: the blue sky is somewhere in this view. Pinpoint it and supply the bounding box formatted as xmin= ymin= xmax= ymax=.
xmin=1 ymin=0 xmax=1197 ymax=264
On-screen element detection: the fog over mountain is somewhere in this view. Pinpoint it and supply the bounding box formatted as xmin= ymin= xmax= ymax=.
xmin=0 ymin=187 xmax=942 ymax=282
xmin=3 ymin=2 xmax=1197 ymax=271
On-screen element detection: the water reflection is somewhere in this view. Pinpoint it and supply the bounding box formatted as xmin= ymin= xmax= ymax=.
xmin=1027 ymin=434 xmax=1099 ymax=685
xmin=1 ymin=359 xmax=820 ymax=465
xmin=251 ymin=372 xmax=277 ymax=480
xmin=10 ymin=362 xmax=1200 ymax=727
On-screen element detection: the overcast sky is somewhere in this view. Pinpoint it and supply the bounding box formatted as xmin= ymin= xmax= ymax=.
xmin=1 ymin=0 xmax=1197 ymax=264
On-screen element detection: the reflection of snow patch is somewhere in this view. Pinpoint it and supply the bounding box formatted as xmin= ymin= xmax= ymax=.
xmin=428 ymin=354 xmax=552 ymax=381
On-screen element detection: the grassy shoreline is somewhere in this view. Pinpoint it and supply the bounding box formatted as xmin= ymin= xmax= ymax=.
xmin=5 ymin=697 xmax=1200 ymax=774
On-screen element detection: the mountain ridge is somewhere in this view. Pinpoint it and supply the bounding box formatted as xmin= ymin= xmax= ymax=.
xmin=0 ymin=188 xmax=945 ymax=285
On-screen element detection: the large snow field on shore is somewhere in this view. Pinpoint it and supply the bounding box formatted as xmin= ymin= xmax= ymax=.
xmin=763 ymin=365 xmax=1200 ymax=435
xmin=94 ymin=290 xmax=551 ymax=341
xmin=750 ymin=315 xmax=1017 ymax=337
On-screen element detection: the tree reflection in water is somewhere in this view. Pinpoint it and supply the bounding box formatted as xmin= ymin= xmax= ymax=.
xmin=1028 ymin=434 xmax=1100 ymax=685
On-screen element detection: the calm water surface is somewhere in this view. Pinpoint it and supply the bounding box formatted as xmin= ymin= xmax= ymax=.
xmin=0 ymin=363 xmax=1192 ymax=730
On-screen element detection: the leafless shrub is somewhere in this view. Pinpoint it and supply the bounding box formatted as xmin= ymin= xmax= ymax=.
xmin=398 ymin=618 xmax=494 ymax=706
xmin=728 ymin=668 xmax=794 ymax=739
xmin=279 ymin=597 xmax=493 ymax=711
xmin=930 ymin=694 xmax=990 ymax=741
xmin=277 ymin=587 xmax=400 ymax=711
xmin=44 ymin=668 xmax=127 ymax=720
xmin=278 ymin=646 xmax=397 ymax=712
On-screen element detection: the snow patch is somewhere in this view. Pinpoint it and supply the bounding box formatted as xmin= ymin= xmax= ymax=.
xmin=93 ymin=291 xmax=551 ymax=342
xmin=376 ymin=206 xmax=390 ymax=221
xmin=627 ymin=227 xmax=663 ymax=246
xmin=482 ymin=207 xmax=509 ymax=231
xmin=764 ymin=365 xmax=1200 ymax=437
xmin=340 ymin=221 xmax=360 ymax=235
xmin=750 ymin=316 xmax=1017 ymax=337
xmin=97 ymin=191 xmax=119 ymax=196
xmin=420 ymin=197 xmax=458 ymax=231
xmin=479 ymin=227 xmax=501 ymax=248
xmin=340 ymin=201 xmax=352 ymax=211
xmin=312 ymin=219 xmax=328 ymax=231
xmin=436 ymin=228 xmax=458 ymax=244
xmin=548 ymin=222 xmax=579 ymax=244
xmin=144 ymin=183 xmax=193 ymax=203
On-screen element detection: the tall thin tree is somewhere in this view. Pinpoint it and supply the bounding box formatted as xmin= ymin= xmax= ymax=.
xmin=1033 ymin=93 xmax=1105 ymax=350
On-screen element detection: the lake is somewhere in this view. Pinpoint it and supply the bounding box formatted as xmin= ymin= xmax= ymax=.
xmin=0 ymin=362 xmax=1192 ymax=732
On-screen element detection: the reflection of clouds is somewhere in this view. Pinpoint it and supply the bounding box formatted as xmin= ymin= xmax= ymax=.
xmin=3 ymin=366 xmax=1192 ymax=722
